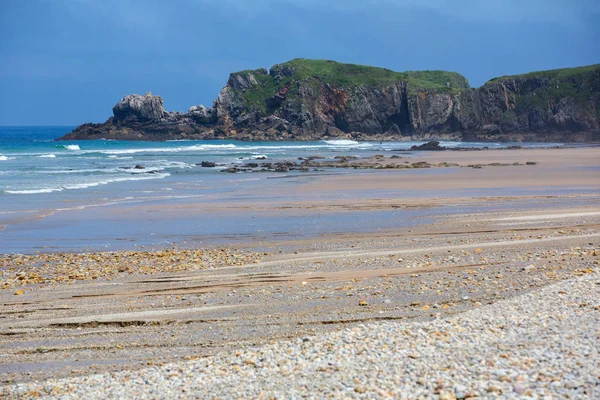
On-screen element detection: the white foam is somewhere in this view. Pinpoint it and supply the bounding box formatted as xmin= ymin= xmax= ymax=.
xmin=78 ymin=142 xmax=385 ymax=156
xmin=63 ymin=144 xmax=81 ymax=150
xmin=439 ymin=141 xmax=462 ymax=148
xmin=163 ymin=161 xmax=193 ymax=169
xmin=38 ymin=168 xmax=121 ymax=174
xmin=242 ymin=144 xmax=372 ymax=151
xmin=59 ymin=173 xmax=170 ymax=190
xmin=38 ymin=154 xmax=57 ymax=158
xmin=4 ymin=173 xmax=170 ymax=195
xmin=0 ymin=155 xmax=10 ymax=161
xmin=5 ymin=188 xmax=63 ymax=194
xmin=0 ymin=210 xmax=40 ymax=215
xmin=323 ymin=139 xmax=360 ymax=145
xmin=92 ymin=144 xmax=237 ymax=155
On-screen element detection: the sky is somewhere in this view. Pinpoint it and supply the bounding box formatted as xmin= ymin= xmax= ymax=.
xmin=0 ymin=0 xmax=598 ymax=125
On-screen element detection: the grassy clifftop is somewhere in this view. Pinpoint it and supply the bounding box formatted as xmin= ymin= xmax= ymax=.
xmin=270 ymin=59 xmax=470 ymax=90
xmin=487 ymin=64 xmax=600 ymax=83
xmin=486 ymin=64 xmax=600 ymax=116
xmin=236 ymin=59 xmax=470 ymax=110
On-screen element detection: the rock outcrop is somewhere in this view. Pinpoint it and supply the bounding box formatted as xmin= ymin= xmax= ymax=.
xmin=112 ymin=92 xmax=166 ymax=123
xmin=60 ymin=59 xmax=600 ymax=142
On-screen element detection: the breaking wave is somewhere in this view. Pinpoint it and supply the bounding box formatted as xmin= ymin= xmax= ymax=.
xmin=4 ymin=173 xmax=170 ymax=195
xmin=322 ymin=139 xmax=360 ymax=145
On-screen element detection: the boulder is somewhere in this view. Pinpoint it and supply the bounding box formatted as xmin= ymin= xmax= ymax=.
xmin=410 ymin=141 xmax=446 ymax=151
xmin=113 ymin=92 xmax=165 ymax=123
xmin=188 ymin=105 xmax=216 ymax=124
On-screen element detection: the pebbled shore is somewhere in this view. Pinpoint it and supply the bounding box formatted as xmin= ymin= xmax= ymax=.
xmin=0 ymin=205 xmax=598 ymax=398
xmin=1 ymin=146 xmax=599 ymax=397
xmin=1 ymin=248 xmax=262 ymax=290
xmin=2 ymin=271 xmax=598 ymax=399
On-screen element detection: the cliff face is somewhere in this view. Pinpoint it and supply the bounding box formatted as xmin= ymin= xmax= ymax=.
xmin=61 ymin=59 xmax=600 ymax=142
xmin=458 ymin=67 xmax=600 ymax=141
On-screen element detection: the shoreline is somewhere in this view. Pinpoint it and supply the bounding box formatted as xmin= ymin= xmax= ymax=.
xmin=55 ymin=133 xmax=600 ymax=143
xmin=1 ymin=147 xmax=598 ymax=254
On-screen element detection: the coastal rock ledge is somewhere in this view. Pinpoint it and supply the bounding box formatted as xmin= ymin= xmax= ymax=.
xmin=60 ymin=59 xmax=600 ymax=142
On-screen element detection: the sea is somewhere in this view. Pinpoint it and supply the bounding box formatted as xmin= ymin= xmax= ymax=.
xmin=0 ymin=126 xmax=574 ymax=253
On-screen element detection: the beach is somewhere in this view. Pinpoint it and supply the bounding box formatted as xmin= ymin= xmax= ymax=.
xmin=1 ymin=146 xmax=599 ymax=398
xmin=1 ymin=144 xmax=598 ymax=253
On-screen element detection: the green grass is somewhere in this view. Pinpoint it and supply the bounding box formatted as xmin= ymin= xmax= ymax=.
xmin=275 ymin=59 xmax=469 ymax=89
xmin=488 ymin=64 xmax=600 ymax=111
xmin=236 ymin=58 xmax=470 ymax=111
xmin=237 ymin=72 xmax=284 ymax=111
xmin=487 ymin=64 xmax=600 ymax=83
xmin=236 ymin=59 xmax=599 ymax=114
xmin=404 ymin=70 xmax=470 ymax=90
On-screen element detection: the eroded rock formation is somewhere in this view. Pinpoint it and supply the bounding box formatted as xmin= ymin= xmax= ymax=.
xmin=60 ymin=59 xmax=600 ymax=142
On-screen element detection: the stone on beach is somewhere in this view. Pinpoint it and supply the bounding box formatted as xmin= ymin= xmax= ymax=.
xmin=3 ymin=271 xmax=598 ymax=399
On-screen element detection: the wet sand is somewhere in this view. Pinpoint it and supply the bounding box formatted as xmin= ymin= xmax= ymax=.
xmin=0 ymin=147 xmax=599 ymax=386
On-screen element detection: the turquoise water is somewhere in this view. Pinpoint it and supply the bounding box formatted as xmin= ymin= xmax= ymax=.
xmin=0 ymin=126 xmax=565 ymax=196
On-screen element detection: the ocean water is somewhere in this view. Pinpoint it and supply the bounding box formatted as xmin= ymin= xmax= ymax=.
xmin=0 ymin=126 xmax=573 ymax=253
xmin=0 ymin=126 xmax=564 ymax=196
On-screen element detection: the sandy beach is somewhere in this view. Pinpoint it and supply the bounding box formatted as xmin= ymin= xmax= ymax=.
xmin=1 ymin=147 xmax=599 ymax=398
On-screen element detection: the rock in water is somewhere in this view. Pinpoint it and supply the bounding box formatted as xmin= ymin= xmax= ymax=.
xmin=410 ymin=141 xmax=446 ymax=151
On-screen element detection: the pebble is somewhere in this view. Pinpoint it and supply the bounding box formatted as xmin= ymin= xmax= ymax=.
xmin=524 ymin=264 xmax=536 ymax=271
xmin=453 ymin=384 xmax=467 ymax=399
xmin=0 ymin=248 xmax=263 ymax=290
xmin=3 ymin=272 xmax=598 ymax=399
xmin=513 ymin=382 xmax=528 ymax=394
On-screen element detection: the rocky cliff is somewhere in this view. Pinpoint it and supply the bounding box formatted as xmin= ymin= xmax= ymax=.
xmin=60 ymin=59 xmax=600 ymax=142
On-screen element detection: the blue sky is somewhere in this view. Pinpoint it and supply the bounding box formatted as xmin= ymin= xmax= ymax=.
xmin=1 ymin=0 xmax=598 ymax=125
